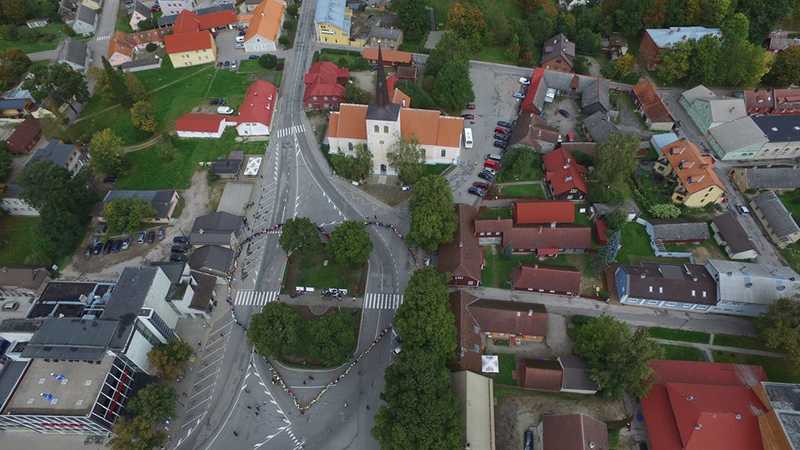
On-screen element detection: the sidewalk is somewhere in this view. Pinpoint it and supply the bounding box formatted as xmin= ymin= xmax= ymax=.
xmin=652 ymin=337 xmax=784 ymax=362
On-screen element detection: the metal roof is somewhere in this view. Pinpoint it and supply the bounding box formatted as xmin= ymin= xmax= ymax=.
xmin=21 ymin=318 xmax=117 ymax=360
xmin=752 ymin=190 xmax=800 ymax=240
xmin=705 ymin=259 xmax=800 ymax=306
xmin=102 ymin=267 xmax=157 ymax=320
xmin=708 ymin=117 xmax=768 ymax=157
xmin=315 ymin=0 xmax=351 ymax=34
xmin=645 ymin=27 xmax=720 ymax=48
xmin=753 ymin=115 xmax=800 ymax=143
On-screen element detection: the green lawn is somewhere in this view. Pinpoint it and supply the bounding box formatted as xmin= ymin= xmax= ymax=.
xmin=0 ymin=23 xmax=65 ymax=53
xmin=115 ymin=7 xmax=134 ymax=33
xmin=713 ymin=334 xmax=769 ymax=351
xmin=476 ymin=46 xmax=516 ymax=65
xmin=781 ymin=243 xmax=800 ymax=274
xmin=493 ymin=353 xmax=518 ymax=386
xmin=0 ymin=216 xmax=50 ymax=266
xmin=116 ymin=129 xmax=263 ymax=189
xmin=500 ymin=183 xmax=546 ymax=199
xmin=421 ymin=164 xmax=453 ymax=177
xmin=481 ymin=247 xmax=540 ymax=288
xmin=648 ymin=327 xmax=710 ymax=344
xmin=781 ymin=191 xmax=800 ymax=221
xmin=659 ymin=344 xmax=706 ymax=361
xmin=283 ymin=247 xmax=367 ymax=296
xmin=478 ymin=207 xmax=512 ymax=220
xmin=713 ymin=351 xmax=800 ymax=383
xmin=616 ymin=222 xmax=654 ymax=264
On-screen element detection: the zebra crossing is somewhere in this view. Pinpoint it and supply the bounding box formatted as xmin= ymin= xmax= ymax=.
xmin=274 ymin=124 xmax=305 ymax=138
xmin=363 ymin=293 xmax=404 ymax=310
xmin=235 ymin=290 xmax=279 ymax=306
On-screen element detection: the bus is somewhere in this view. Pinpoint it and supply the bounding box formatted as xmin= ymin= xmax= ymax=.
xmin=464 ymin=128 xmax=473 ymax=149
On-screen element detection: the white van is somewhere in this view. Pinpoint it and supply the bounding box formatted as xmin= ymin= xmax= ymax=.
xmin=464 ymin=128 xmax=473 ymax=149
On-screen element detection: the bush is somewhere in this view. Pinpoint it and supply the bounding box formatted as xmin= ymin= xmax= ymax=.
xmin=283 ymin=19 xmax=296 ymax=31
xmin=278 ymin=35 xmax=290 ymax=47
xmin=259 ymin=54 xmax=277 ymax=69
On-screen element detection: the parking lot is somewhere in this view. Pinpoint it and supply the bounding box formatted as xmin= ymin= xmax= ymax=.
xmin=215 ymin=28 xmax=247 ymax=65
xmin=447 ymin=61 xmax=533 ymax=205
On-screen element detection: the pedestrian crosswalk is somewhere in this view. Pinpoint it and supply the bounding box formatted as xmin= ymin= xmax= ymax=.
xmin=235 ymin=290 xmax=279 ymax=306
xmin=363 ymin=293 xmax=404 ymax=310
xmin=274 ymin=124 xmax=305 ymax=138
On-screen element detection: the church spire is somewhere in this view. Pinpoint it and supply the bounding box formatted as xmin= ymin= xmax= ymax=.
xmin=374 ymin=44 xmax=390 ymax=107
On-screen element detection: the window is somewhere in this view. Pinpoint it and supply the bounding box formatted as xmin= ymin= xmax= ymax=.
xmin=348 ymin=142 xmax=353 ymax=151
xmin=440 ymin=149 xmax=446 ymax=157
xmin=374 ymin=125 xmax=379 ymax=133
xmin=383 ymin=126 xmax=389 ymax=133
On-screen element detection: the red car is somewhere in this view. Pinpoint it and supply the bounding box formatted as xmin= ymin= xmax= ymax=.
xmin=484 ymin=159 xmax=501 ymax=170
xmin=472 ymin=181 xmax=490 ymax=190
xmin=494 ymin=127 xmax=509 ymax=134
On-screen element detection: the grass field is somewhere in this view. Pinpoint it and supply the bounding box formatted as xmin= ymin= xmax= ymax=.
xmin=493 ymin=353 xmax=518 ymax=386
xmin=616 ymin=222 xmax=690 ymax=265
xmin=713 ymin=334 xmax=769 ymax=351
xmin=781 ymin=190 xmax=800 ymax=220
xmin=0 ymin=23 xmax=65 ymax=53
xmin=500 ymin=183 xmax=546 ymax=199
xmin=283 ymin=247 xmax=367 ymax=296
xmin=478 ymin=207 xmax=512 ymax=220
xmin=0 ymin=216 xmax=50 ymax=266
xmin=481 ymin=247 xmax=539 ymax=288
xmin=647 ymin=327 xmax=710 ymax=344
xmin=713 ymin=351 xmax=800 ymax=383
xmin=660 ymin=344 xmax=706 ymax=361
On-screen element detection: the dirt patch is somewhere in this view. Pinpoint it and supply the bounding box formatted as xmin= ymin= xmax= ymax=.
xmin=494 ymin=390 xmax=627 ymax=450
xmin=349 ymin=70 xmax=374 ymax=92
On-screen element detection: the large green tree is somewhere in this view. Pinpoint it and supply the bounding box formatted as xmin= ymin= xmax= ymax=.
xmin=0 ymin=0 xmax=26 ymax=24
xmin=307 ymin=311 xmax=357 ymax=366
xmin=387 ymin=137 xmax=425 ymax=186
xmin=446 ymin=2 xmax=486 ymax=49
xmin=392 ymin=0 xmax=428 ymax=41
xmin=717 ymin=13 xmax=769 ymax=87
xmin=425 ymin=31 xmax=468 ymax=78
xmin=102 ymin=56 xmax=133 ymax=107
xmin=110 ymin=416 xmax=168 ymax=450
xmin=656 ymin=41 xmax=691 ymax=85
xmin=89 ymin=128 xmax=125 ymax=176
xmin=147 ymin=340 xmax=193 ymax=381
xmin=594 ymin=133 xmax=639 ymax=193
xmin=330 ymin=144 xmax=372 ymax=181
xmin=279 ymin=217 xmax=320 ymax=256
xmin=328 ymin=220 xmax=372 ymax=267
xmin=755 ymin=298 xmax=800 ymax=372
xmin=765 ymin=46 xmax=800 ymax=87
xmin=393 ymin=268 xmax=456 ymax=361
xmin=573 ymin=315 xmax=662 ymax=399
xmin=131 ymin=100 xmax=156 ymax=132
xmin=408 ymin=175 xmax=457 ymax=251
xmin=247 ymin=302 xmax=302 ymax=359
xmin=127 ymin=384 xmax=176 ymax=423
xmin=0 ymin=48 xmax=30 ymax=90
xmin=103 ymin=198 xmax=156 ymax=235
xmin=432 ymin=57 xmax=474 ymax=114
xmin=22 ymin=63 xmax=89 ymax=114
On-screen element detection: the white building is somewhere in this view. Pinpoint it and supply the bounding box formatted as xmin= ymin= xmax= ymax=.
xmin=71 ymin=4 xmax=97 ymax=36
xmin=159 ymin=0 xmax=197 ymax=17
xmin=243 ymin=0 xmax=285 ymax=53
xmin=704 ymin=259 xmax=800 ymax=316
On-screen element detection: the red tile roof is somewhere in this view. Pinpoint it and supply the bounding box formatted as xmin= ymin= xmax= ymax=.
xmin=304 ymin=61 xmax=348 ymax=102
xmin=518 ymin=359 xmax=563 ymax=391
xmin=521 ymin=68 xmax=545 ymax=113
xmin=542 ymin=147 xmax=588 ymax=197
xmin=5 ymin=118 xmax=41 ymax=154
xmin=511 ymin=265 xmax=581 ymax=294
xmin=474 ymin=218 xmax=592 ymax=251
xmin=173 ymin=10 xmax=201 ymax=33
xmin=642 ymin=360 xmax=767 ymax=450
xmin=164 ymin=30 xmax=214 ymax=53
xmin=238 ymin=80 xmax=277 ymax=127
xmin=438 ymin=204 xmax=483 ymax=284
xmin=594 ymin=218 xmax=609 ymax=244
xmin=175 ymin=113 xmax=227 ymax=132
xmin=542 ymin=414 xmax=608 ymax=450
xmin=633 ymin=78 xmax=673 ymax=123
xmin=515 ymin=200 xmax=575 ymax=224
xmin=361 ymin=47 xmax=412 ymax=64
xmin=173 ymin=9 xmax=237 ymax=33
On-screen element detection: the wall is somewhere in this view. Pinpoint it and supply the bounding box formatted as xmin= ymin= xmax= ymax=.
xmin=168 ymin=47 xmax=216 ymax=68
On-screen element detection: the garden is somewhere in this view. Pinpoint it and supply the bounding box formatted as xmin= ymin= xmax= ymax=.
xmin=0 ymin=216 xmax=50 ymax=266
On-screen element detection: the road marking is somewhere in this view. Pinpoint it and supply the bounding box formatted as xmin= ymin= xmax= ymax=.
xmin=235 ymin=290 xmax=280 ymax=305
xmin=363 ymin=293 xmax=404 ymax=310
xmin=275 ymin=123 xmax=305 ymax=138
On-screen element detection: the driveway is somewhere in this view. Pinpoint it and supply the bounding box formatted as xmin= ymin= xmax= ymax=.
xmin=447 ymin=61 xmax=533 ymax=205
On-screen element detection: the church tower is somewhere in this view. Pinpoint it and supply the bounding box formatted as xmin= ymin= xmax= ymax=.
xmin=365 ymin=45 xmax=402 ymax=175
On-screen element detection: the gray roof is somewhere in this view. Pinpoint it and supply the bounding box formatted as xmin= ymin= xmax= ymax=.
xmin=708 ymin=116 xmax=768 ymax=157
xmin=190 ymin=212 xmax=242 ymax=245
xmin=103 ymin=267 xmax=158 ymax=320
xmin=753 ymin=190 xmax=800 ymax=240
xmin=583 ymin=111 xmax=618 ymax=144
xmin=711 ymin=213 xmax=757 ymax=255
xmin=58 ymin=38 xmax=87 ymax=67
xmin=617 ymin=263 xmax=717 ymax=305
xmin=369 ymin=26 xmax=401 ymax=41
xmin=21 ymin=318 xmax=118 ymax=360
xmin=149 ymin=261 xmax=186 ymax=285
xmin=133 ymin=0 xmax=151 ymax=18
xmin=645 ymin=27 xmax=720 ymax=48
xmin=705 ymin=259 xmax=800 ymax=305
xmin=211 ymin=150 xmax=244 ymax=175
xmin=315 ymin=0 xmax=351 ymax=35
xmin=0 ymin=361 xmax=28 ymax=412
xmin=703 ymin=97 xmax=746 ymax=124
xmin=75 ymin=4 xmax=97 ymax=24
xmin=189 ymin=271 xmax=216 ymax=310
xmin=189 ymin=245 xmax=234 ymax=275
xmin=763 ymin=381 xmax=800 ymax=450
xmin=559 ymin=355 xmax=598 ymax=392
xmin=680 ymin=85 xmax=715 ymax=104
xmin=102 ymin=190 xmax=176 ymax=219
xmin=0 ymin=267 xmax=49 ymax=290
xmin=27 ymin=141 xmax=77 ymax=170
xmin=739 ymin=167 xmax=800 ymax=190
xmin=651 ymin=221 xmax=710 ymax=242
xmin=0 ymin=98 xmax=28 ymax=110
xmin=580 ymin=78 xmax=610 ymax=113
xmin=753 ymin=115 xmax=800 ymax=143
xmin=541 ymin=33 xmax=575 ymax=65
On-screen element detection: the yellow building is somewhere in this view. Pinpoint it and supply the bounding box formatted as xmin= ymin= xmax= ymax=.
xmin=164 ymin=31 xmax=217 ymax=68
xmin=315 ymin=0 xmax=363 ymax=46
xmin=654 ymin=139 xmax=726 ymax=208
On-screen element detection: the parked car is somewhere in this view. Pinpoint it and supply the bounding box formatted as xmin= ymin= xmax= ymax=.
xmin=217 ymin=106 xmax=235 ymax=115
xmin=513 ymin=92 xmax=526 ymax=99
xmin=478 ymin=170 xmax=495 ymax=182
xmin=173 ymin=236 xmax=190 ymax=245
xmin=209 ymin=98 xmax=225 ymax=105
xmin=519 ymin=77 xmax=530 ymax=85
xmin=468 ymin=186 xmax=486 ymax=197
xmin=157 ymin=227 xmax=166 ymax=240
xmin=121 ymin=238 xmax=131 ymax=251
xmin=484 ymin=159 xmax=501 ymax=171
xmin=2 ymin=301 xmax=19 ymax=311
xmin=495 ymin=126 xmax=509 ymax=135
xmin=146 ymin=231 xmax=156 ymax=244
xmin=235 ymin=35 xmax=245 ymax=43
xmin=465 ymin=103 xmax=476 ymax=110
xmin=400 ymin=185 xmax=412 ymax=191
xmin=493 ymin=140 xmax=508 ymax=149
xmin=494 ymin=134 xmax=510 ymax=142
xmin=95 ymin=223 xmax=108 ymax=235
xmin=558 ymin=109 xmax=570 ymax=118
xmin=230 ymin=62 xmax=237 ymax=70
xmin=92 ymin=241 xmax=104 ymax=255
xmin=170 ymin=253 xmax=188 ymax=262
xmin=102 ymin=175 xmax=117 ymax=183
xmin=234 ymin=43 xmax=244 ymax=49
xmin=524 ymin=429 xmax=534 ymax=450
xmin=497 ymin=120 xmax=513 ymax=128
xmin=248 ymin=55 xmax=259 ymax=60
xmin=110 ymin=240 xmax=123 ymax=253
xmin=136 ymin=231 xmax=146 ymax=244
xmin=473 ymin=181 xmax=490 ymax=190
xmin=171 ymin=245 xmax=188 ymax=254
xmin=737 ymin=205 xmax=750 ymax=214
xmin=461 ymin=113 xmax=474 ymax=120
xmin=485 ymin=153 xmax=503 ymax=161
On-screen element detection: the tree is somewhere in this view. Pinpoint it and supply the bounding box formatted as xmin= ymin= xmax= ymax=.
xmin=89 ymin=128 xmax=125 ymax=176
xmin=394 ymin=268 xmax=456 ymax=361
xmin=717 ymin=14 xmax=768 ymax=87
xmin=22 ymin=63 xmax=89 ymax=114
xmin=102 ymin=57 xmax=133 ymax=107
xmin=247 ymin=302 xmax=302 ymax=359
xmin=603 ymin=53 xmax=636 ymax=82
xmin=307 ymin=311 xmax=357 ymax=366
xmin=392 ymin=0 xmax=428 ymax=40
xmin=594 ymin=133 xmax=638 ymax=192
xmin=687 ymin=35 xmax=721 ymax=85
xmin=0 ymin=142 xmax=10 ymax=182
xmin=0 ymin=0 xmax=26 ymax=24
xmin=573 ymin=315 xmax=662 ymax=399
xmin=279 ymin=217 xmax=320 ymax=256
xmin=126 ymin=73 xmax=147 ymax=99
xmin=130 ymin=100 xmax=156 ymax=132
xmin=734 ymin=0 xmax=793 ymax=41
xmin=575 ymin=28 xmax=601 ymax=55
xmin=345 ymin=82 xmax=371 ymax=104
xmin=127 ymin=384 xmax=176 ymax=423
xmin=446 ymin=2 xmax=486 ymax=49
xmin=387 ymin=137 xmax=425 ymax=185
xmin=329 ymin=144 xmax=372 ymax=181
xmin=699 ymin=0 xmax=730 ymax=27
xmin=756 ymin=298 xmax=800 ymax=372
xmin=103 ymin=198 xmax=156 ymax=235
xmin=328 ymin=220 xmax=372 ymax=267
xmin=0 ymin=48 xmax=31 ymax=90
xmin=19 ymin=161 xmax=93 ymax=214
xmin=433 ymin=57 xmax=474 ymax=114
xmin=148 ymin=340 xmax=193 ymax=381
xmin=258 ymin=54 xmax=277 ymax=69
xmin=408 ymin=175 xmax=457 ymax=251
xmin=425 ymin=31 xmax=468 ymax=78
xmin=649 ymin=203 xmax=682 ymax=219
xmin=765 ymin=46 xmax=800 ymax=87
xmin=278 ymin=35 xmax=290 ymax=47
xmin=656 ymin=41 xmax=691 ymax=84
xmin=499 ymin=146 xmax=538 ymax=182
xmin=110 ymin=416 xmax=168 ymax=450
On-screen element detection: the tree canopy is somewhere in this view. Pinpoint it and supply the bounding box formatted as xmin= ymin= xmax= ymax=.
xmin=0 ymin=48 xmax=30 ymax=90
xmin=103 ymin=198 xmax=156 ymax=235
xmin=147 ymin=340 xmax=193 ymax=381
xmin=330 ymin=144 xmax=372 ymax=181
xmin=393 ymin=268 xmax=456 ymax=361
xmin=0 ymin=142 xmax=10 ymax=182
xmin=90 ymin=128 xmax=126 ymax=176
xmin=765 ymin=46 xmax=800 ymax=87
xmin=573 ymin=315 xmax=662 ymax=399
xmin=22 ymin=62 xmax=89 ymax=113
xmin=756 ymin=298 xmax=800 ymax=372
xmin=432 ymin=57 xmax=474 ymax=114
xmin=408 ymin=175 xmax=457 ymax=251
xmin=279 ymin=217 xmax=321 ymax=256
xmin=594 ymin=133 xmax=639 ymax=193
xmin=248 ymin=302 xmax=302 ymax=359
xmin=387 ymin=137 xmax=425 ymax=186
xmin=391 ymin=0 xmax=428 ymax=41
xmin=110 ymin=416 xmax=168 ymax=450
xmin=131 ymin=100 xmax=156 ymax=133
xmin=328 ymin=220 xmax=372 ymax=268
xmin=102 ymin=56 xmax=133 ymax=107
xmin=305 ymin=311 xmax=357 ymax=366
xmin=127 ymin=383 xmax=176 ymax=423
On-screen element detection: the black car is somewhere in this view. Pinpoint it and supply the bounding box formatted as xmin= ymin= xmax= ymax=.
xmin=558 ymin=109 xmax=570 ymax=118
xmin=170 ymin=253 xmax=188 ymax=262
xmin=461 ymin=113 xmax=475 ymax=120
xmin=524 ymin=429 xmax=534 ymax=450
xmin=146 ymin=231 xmax=156 ymax=244
xmin=248 ymin=55 xmax=259 ymax=60
xmin=477 ymin=170 xmax=495 ymax=182
xmin=173 ymin=236 xmax=190 ymax=245
xmin=171 ymin=244 xmax=189 ymax=254
xmin=92 ymin=241 xmax=104 ymax=255
xmin=497 ymin=120 xmax=512 ymax=128
xmin=494 ymin=134 xmax=511 ymax=143
xmin=493 ymin=140 xmax=508 ymax=149
xmin=110 ymin=240 xmax=123 ymax=253
xmin=102 ymin=175 xmax=117 ymax=183
xmin=468 ymin=186 xmax=486 ymax=197
xmin=102 ymin=240 xmax=113 ymax=254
